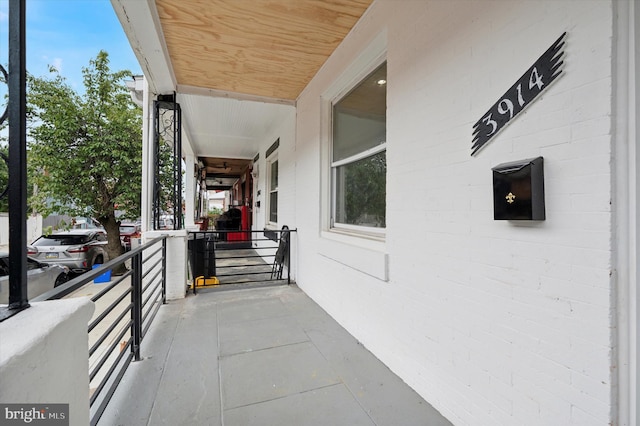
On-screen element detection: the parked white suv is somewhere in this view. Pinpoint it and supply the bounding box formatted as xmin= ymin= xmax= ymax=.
xmin=28 ymin=229 xmax=108 ymax=274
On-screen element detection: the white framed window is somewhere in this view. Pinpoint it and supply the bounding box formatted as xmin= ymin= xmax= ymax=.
xmin=267 ymin=154 xmax=278 ymax=225
xmin=317 ymin=32 xmax=388 ymax=279
xmin=331 ymin=61 xmax=387 ymax=233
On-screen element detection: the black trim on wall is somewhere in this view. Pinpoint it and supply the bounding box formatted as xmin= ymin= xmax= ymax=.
xmin=266 ymin=138 xmax=279 ymax=158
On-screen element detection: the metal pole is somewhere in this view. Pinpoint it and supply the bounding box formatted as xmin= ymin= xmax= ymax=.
xmin=152 ymin=100 xmax=160 ymax=231
xmin=162 ymin=238 xmax=167 ymax=303
xmin=176 ymin=102 xmax=182 ymax=230
xmin=191 ymin=232 xmax=198 ymax=295
xmin=170 ymin=96 xmax=182 ymax=231
xmin=172 ymin=101 xmax=177 ymax=230
xmin=131 ymin=252 xmax=142 ymax=361
xmin=7 ymin=0 xmax=28 ymax=311
xmin=286 ymin=229 xmax=291 ymax=285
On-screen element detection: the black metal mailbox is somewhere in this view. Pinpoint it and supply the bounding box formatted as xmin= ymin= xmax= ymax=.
xmin=492 ymin=157 xmax=545 ymax=220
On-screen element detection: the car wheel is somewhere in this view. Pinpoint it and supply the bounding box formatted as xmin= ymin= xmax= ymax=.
xmin=54 ymin=273 xmax=69 ymax=287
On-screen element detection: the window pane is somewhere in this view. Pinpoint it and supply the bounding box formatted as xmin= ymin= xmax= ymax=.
xmin=270 ymin=160 xmax=278 ymax=189
xmin=334 ymin=150 xmax=386 ymax=227
xmin=33 ymin=235 xmax=89 ymax=246
xmin=333 ymin=62 xmax=386 ymax=163
xmin=270 ymin=192 xmax=278 ymax=223
xmin=0 ymin=258 xmax=8 ymax=276
xmin=27 ymin=258 xmax=41 ymax=271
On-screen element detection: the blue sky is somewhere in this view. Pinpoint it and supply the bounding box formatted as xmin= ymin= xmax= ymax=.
xmin=0 ymin=0 xmax=142 ymax=92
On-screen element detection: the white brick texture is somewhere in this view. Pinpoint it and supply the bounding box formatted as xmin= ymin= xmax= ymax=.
xmin=293 ymin=1 xmax=615 ymax=425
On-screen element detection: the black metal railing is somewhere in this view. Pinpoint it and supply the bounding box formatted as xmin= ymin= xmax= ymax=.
xmin=0 ymin=0 xmax=29 ymax=322
xmin=33 ymin=235 xmax=168 ymax=426
xmin=153 ymin=93 xmax=182 ymax=231
xmin=188 ymin=227 xmax=295 ymax=291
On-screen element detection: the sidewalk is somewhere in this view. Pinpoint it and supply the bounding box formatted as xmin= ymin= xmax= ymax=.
xmin=98 ymin=284 xmax=452 ymax=426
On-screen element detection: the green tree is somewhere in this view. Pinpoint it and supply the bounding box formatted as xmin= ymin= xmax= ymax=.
xmin=0 ymin=129 xmax=34 ymax=214
xmin=343 ymin=151 xmax=386 ymax=227
xmin=27 ymin=51 xmax=142 ymax=265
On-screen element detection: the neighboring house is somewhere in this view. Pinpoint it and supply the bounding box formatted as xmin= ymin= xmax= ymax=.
xmin=112 ymin=1 xmax=638 ymax=425
xmin=42 ymin=215 xmax=102 ymax=231
xmin=208 ymin=191 xmax=226 ymax=212
xmin=0 ymin=213 xmax=42 ymax=248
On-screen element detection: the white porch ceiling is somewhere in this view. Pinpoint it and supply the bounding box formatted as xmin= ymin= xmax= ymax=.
xmin=179 ymin=94 xmax=292 ymax=160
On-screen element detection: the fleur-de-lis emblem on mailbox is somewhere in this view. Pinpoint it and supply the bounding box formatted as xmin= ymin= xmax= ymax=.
xmin=506 ymin=192 xmax=516 ymax=204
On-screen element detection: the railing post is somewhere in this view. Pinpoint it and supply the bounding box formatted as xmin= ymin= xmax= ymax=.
xmin=286 ymin=228 xmax=291 ymax=285
xmin=190 ymin=232 xmax=197 ymax=295
xmin=162 ymin=237 xmax=167 ymax=303
xmin=6 ymin=0 xmax=28 ymax=313
xmin=131 ymin=251 xmax=143 ymax=361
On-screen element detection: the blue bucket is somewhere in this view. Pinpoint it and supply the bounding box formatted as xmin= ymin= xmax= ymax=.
xmin=92 ymin=264 xmax=111 ymax=283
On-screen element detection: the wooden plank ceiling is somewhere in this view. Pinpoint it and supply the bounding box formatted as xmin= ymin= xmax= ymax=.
xmin=155 ymin=0 xmax=373 ymax=102
xmin=201 ymin=157 xmax=251 ymax=190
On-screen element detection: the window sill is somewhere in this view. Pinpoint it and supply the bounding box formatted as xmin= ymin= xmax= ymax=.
xmin=319 ymin=230 xmax=388 ymax=281
xmin=328 ymin=226 xmax=385 ymax=244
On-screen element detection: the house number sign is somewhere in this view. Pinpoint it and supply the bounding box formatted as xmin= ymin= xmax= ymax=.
xmin=471 ymin=32 xmax=566 ymax=155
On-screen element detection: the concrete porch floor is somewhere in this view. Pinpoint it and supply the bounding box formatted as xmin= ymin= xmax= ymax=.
xmin=98 ymin=284 xmax=451 ymax=426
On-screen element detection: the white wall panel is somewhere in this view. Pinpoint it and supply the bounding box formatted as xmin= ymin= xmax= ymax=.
xmin=293 ymin=1 xmax=616 ymax=424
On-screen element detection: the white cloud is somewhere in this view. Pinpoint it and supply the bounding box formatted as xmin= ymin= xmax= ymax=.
xmin=51 ymin=57 xmax=63 ymax=73
xmin=38 ymin=56 xmax=63 ymax=74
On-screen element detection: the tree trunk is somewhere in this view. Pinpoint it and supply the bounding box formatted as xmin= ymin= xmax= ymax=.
xmin=99 ymin=213 xmax=126 ymax=275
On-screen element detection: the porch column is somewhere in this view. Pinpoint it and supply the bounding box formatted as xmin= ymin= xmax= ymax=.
xmin=184 ymin=154 xmax=197 ymax=230
xmin=140 ymin=76 xmax=154 ymax=233
xmin=614 ymin=1 xmax=640 ymax=424
xmin=145 ymin=230 xmax=187 ymax=300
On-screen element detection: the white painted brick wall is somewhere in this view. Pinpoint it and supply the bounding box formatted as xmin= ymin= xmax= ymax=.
xmin=252 ymin=108 xmax=296 ymax=233
xmin=293 ymin=1 xmax=615 ymax=425
xmin=251 ymin=108 xmax=298 ymax=277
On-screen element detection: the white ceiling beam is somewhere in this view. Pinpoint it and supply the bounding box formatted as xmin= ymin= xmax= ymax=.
xmin=111 ymin=0 xmax=176 ymax=95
